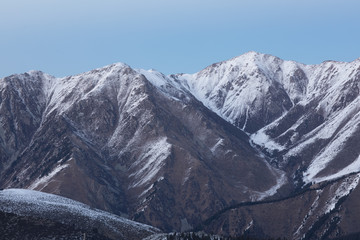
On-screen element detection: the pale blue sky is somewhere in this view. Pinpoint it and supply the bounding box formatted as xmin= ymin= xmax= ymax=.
xmin=1 ymin=0 xmax=360 ymax=77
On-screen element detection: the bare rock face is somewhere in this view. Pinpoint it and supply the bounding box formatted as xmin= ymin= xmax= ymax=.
xmin=1 ymin=53 xmax=360 ymax=239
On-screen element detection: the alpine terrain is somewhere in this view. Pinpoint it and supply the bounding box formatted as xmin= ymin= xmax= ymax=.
xmin=1 ymin=51 xmax=360 ymax=239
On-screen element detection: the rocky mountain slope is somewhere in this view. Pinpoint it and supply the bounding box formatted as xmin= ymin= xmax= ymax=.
xmin=0 ymin=62 xmax=282 ymax=232
xmin=1 ymin=52 xmax=360 ymax=239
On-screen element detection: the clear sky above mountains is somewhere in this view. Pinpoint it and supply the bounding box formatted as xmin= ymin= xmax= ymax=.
xmin=1 ymin=0 xmax=360 ymax=78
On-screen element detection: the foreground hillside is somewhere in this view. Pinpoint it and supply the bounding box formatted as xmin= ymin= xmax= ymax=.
xmin=0 ymin=189 xmax=159 ymax=239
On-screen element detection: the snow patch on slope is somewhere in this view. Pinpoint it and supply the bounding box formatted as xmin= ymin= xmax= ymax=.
xmin=251 ymin=129 xmax=285 ymax=153
xmin=294 ymin=190 xmax=322 ymax=239
xmin=324 ymin=174 xmax=360 ymax=213
xmin=29 ymin=163 xmax=69 ymax=190
xmin=302 ymin=100 xmax=360 ymax=184
xmin=211 ymin=138 xmax=225 ymax=154
xmin=137 ymin=69 xmax=168 ymax=89
xmin=306 ymin=155 xmax=360 ymax=184
xmin=138 ymin=68 xmax=189 ymax=102
xmin=129 ymin=138 xmax=171 ymax=188
xmin=253 ymin=164 xmax=287 ymax=200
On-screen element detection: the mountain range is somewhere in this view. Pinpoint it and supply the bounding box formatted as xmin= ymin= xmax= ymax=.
xmin=1 ymin=51 xmax=360 ymax=239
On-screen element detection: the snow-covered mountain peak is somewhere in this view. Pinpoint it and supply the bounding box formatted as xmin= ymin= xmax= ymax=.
xmin=89 ymin=62 xmax=131 ymax=73
xmin=174 ymin=52 xmax=304 ymax=133
xmin=171 ymin=54 xmax=360 ymax=187
xmin=26 ymin=69 xmax=48 ymax=76
xmin=231 ymin=51 xmax=282 ymax=65
xmin=197 ymin=52 xmax=283 ymax=78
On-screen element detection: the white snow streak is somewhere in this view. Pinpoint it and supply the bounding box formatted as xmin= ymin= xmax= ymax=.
xmin=242 ymin=107 xmax=250 ymax=131
xmin=129 ymin=138 xmax=171 ymax=188
xmin=210 ymin=138 xmax=224 ymax=154
xmin=253 ymin=167 xmax=287 ymax=200
xmin=324 ymin=174 xmax=360 ymax=213
xmin=29 ymin=164 xmax=69 ymax=190
xmin=303 ymin=107 xmax=360 ymax=184
xmin=250 ymin=130 xmax=285 ymax=153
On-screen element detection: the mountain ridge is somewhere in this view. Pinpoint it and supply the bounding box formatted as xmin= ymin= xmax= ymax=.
xmin=1 ymin=52 xmax=360 ymax=239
